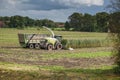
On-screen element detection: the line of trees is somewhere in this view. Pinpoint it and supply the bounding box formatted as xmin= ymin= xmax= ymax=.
xmin=108 ymin=0 xmax=120 ymax=73
xmin=0 ymin=12 xmax=119 ymax=33
xmin=65 ymin=12 xmax=113 ymax=32
xmin=0 ymin=15 xmax=57 ymax=29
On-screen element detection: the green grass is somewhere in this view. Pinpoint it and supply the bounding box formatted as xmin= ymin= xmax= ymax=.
xmin=42 ymin=51 xmax=113 ymax=59
xmin=0 ymin=61 xmax=115 ymax=72
xmin=0 ymin=28 xmax=109 ymax=47
xmin=0 ymin=62 xmax=119 ymax=80
xmin=0 ymin=28 xmax=118 ymax=80
xmin=0 ymin=47 xmax=113 ymax=61
xmin=62 ymin=39 xmax=112 ymax=49
xmin=0 ymin=61 xmax=65 ymax=72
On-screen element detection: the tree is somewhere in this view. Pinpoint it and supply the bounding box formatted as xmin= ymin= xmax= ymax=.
xmin=0 ymin=16 xmax=10 ymax=27
xmin=35 ymin=20 xmax=42 ymax=27
xmin=110 ymin=12 xmax=120 ymax=73
xmin=9 ymin=15 xmax=26 ymax=28
xmin=41 ymin=19 xmax=57 ymax=28
xmin=108 ymin=0 xmax=120 ymax=73
xmin=95 ymin=12 xmax=109 ymax=32
xmin=69 ymin=12 xmax=84 ymax=31
xmin=68 ymin=12 xmax=110 ymax=32
xmin=64 ymin=21 xmax=70 ymax=31
xmin=82 ymin=13 xmax=96 ymax=32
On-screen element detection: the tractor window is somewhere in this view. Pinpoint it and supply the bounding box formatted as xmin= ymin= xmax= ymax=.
xmin=54 ymin=36 xmax=62 ymax=42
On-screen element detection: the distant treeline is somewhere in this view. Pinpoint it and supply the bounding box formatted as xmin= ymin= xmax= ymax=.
xmin=0 ymin=11 xmax=119 ymax=32
xmin=0 ymin=16 xmax=57 ymax=29
xmin=65 ymin=12 xmax=120 ymax=32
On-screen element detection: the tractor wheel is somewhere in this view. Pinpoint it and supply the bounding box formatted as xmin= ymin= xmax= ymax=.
xmin=29 ymin=44 xmax=34 ymax=49
xmin=35 ymin=44 xmax=40 ymax=49
xmin=47 ymin=44 xmax=53 ymax=50
xmin=56 ymin=43 xmax=62 ymax=50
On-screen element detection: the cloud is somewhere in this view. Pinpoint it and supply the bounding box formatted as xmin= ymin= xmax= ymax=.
xmin=0 ymin=0 xmax=105 ymax=22
xmin=0 ymin=0 xmax=13 ymax=9
xmin=0 ymin=0 xmax=104 ymax=10
xmin=0 ymin=8 xmax=78 ymax=22
xmin=52 ymin=0 xmax=104 ymax=7
xmin=20 ymin=0 xmax=104 ymax=10
xmin=0 ymin=0 xmax=28 ymax=10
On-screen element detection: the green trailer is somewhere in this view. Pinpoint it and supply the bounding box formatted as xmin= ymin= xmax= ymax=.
xmin=18 ymin=33 xmax=62 ymax=50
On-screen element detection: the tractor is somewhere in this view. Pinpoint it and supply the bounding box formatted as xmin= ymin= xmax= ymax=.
xmin=18 ymin=26 xmax=62 ymax=50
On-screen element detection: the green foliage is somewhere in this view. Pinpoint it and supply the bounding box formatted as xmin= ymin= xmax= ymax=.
xmin=0 ymin=12 xmax=117 ymax=33
xmin=64 ymin=21 xmax=70 ymax=31
xmin=69 ymin=12 xmax=84 ymax=31
xmin=108 ymin=0 xmax=120 ymax=73
xmin=61 ymin=39 xmax=68 ymax=49
xmin=43 ymin=52 xmax=112 ymax=59
xmin=41 ymin=19 xmax=57 ymax=28
xmin=52 ymin=28 xmax=65 ymax=31
xmin=82 ymin=13 xmax=96 ymax=32
xmin=67 ymin=12 xmax=110 ymax=32
xmin=62 ymin=39 xmax=111 ymax=49
xmin=0 ymin=16 xmax=57 ymax=29
xmin=95 ymin=12 xmax=109 ymax=32
xmin=109 ymin=12 xmax=120 ymax=72
xmin=0 ymin=12 xmax=115 ymax=33
xmin=109 ymin=12 xmax=120 ymax=33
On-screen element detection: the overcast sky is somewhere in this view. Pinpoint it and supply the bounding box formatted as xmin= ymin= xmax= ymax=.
xmin=0 ymin=0 xmax=110 ymax=22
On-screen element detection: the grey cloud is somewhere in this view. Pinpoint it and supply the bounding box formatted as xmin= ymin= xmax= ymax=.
xmin=18 ymin=0 xmax=70 ymax=10
xmin=19 ymin=0 xmax=104 ymax=10
xmin=0 ymin=0 xmax=105 ymax=22
xmin=0 ymin=0 xmax=12 ymax=9
xmin=0 ymin=0 xmax=104 ymax=11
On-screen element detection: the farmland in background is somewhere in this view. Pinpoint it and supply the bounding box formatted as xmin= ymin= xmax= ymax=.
xmin=0 ymin=46 xmax=118 ymax=80
xmin=0 ymin=28 xmax=119 ymax=80
xmin=0 ymin=28 xmax=111 ymax=47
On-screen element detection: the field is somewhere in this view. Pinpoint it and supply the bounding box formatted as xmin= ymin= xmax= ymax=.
xmin=0 ymin=28 xmax=110 ymax=47
xmin=0 ymin=28 xmax=120 ymax=80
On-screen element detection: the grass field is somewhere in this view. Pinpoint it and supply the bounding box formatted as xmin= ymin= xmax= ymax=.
xmin=0 ymin=28 xmax=109 ymax=47
xmin=0 ymin=47 xmax=119 ymax=80
xmin=0 ymin=28 xmax=120 ymax=80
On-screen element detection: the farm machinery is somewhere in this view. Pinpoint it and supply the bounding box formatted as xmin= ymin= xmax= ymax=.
xmin=18 ymin=26 xmax=62 ymax=50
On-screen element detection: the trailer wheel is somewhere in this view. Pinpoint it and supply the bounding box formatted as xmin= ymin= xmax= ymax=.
xmin=56 ymin=43 xmax=62 ymax=50
xmin=29 ymin=44 xmax=34 ymax=49
xmin=47 ymin=44 xmax=53 ymax=50
xmin=35 ymin=44 xmax=40 ymax=49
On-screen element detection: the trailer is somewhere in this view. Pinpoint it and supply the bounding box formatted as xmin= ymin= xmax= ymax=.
xmin=18 ymin=26 xmax=62 ymax=50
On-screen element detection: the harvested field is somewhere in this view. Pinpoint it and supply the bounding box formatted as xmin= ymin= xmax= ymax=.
xmin=0 ymin=47 xmax=114 ymax=68
xmin=0 ymin=28 xmax=120 ymax=80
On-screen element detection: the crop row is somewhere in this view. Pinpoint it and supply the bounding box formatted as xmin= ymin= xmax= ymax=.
xmin=62 ymin=39 xmax=112 ymax=49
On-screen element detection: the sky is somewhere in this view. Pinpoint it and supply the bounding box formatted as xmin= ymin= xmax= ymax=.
xmin=0 ymin=0 xmax=110 ymax=22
